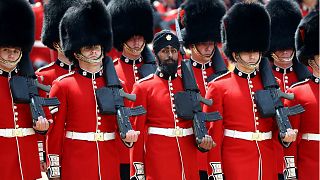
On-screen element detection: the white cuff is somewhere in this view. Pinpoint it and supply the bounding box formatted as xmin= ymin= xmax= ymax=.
xmin=209 ymin=162 xmax=223 ymax=180
xmin=131 ymin=162 xmax=145 ymax=180
xmin=48 ymin=154 xmax=61 ymax=178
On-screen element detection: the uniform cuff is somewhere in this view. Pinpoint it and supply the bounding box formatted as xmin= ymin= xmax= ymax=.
xmin=47 ymin=154 xmax=61 ymax=178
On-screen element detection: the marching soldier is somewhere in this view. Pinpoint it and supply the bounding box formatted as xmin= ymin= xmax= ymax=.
xmin=34 ymin=0 xmax=81 ymax=171
xmin=47 ymin=0 xmax=139 ymax=179
xmin=182 ymin=0 xmax=227 ymax=178
xmin=203 ymin=2 xmax=298 ymax=180
xmin=130 ymin=30 xmax=215 ymax=180
xmin=107 ymin=1 xmax=155 ymax=179
xmin=37 ymin=0 xmax=81 ymax=86
xmin=284 ymin=10 xmax=319 ymax=180
xmin=265 ymin=1 xmax=305 ymax=179
xmin=0 ymin=0 xmax=52 ymax=179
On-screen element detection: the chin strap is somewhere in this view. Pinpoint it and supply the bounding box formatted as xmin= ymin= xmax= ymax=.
xmin=191 ymin=44 xmax=214 ymax=60
xmin=123 ymin=42 xmax=145 ymax=55
xmin=234 ymin=52 xmax=262 ymax=70
xmin=74 ymin=51 xmax=104 ymax=64
xmin=271 ymin=52 xmax=294 ymax=63
xmin=0 ymin=51 xmax=22 ymax=67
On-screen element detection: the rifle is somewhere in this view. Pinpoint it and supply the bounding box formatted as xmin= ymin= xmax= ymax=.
xmin=10 ymin=53 xmax=60 ymax=127
xmin=138 ymin=46 xmax=157 ymax=78
xmin=254 ymin=57 xmax=305 ymax=146
xmin=95 ymin=57 xmax=146 ymax=139
xmin=206 ymin=46 xmax=229 ymax=82
xmin=174 ymin=60 xmax=222 ymax=150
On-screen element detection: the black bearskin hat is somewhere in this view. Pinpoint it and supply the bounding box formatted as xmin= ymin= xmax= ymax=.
xmin=295 ymin=10 xmax=319 ymax=65
xmin=266 ymin=0 xmax=302 ymax=52
xmin=41 ymin=0 xmax=82 ymax=50
xmin=221 ymin=2 xmax=271 ymax=61
xmin=0 ymin=0 xmax=34 ymax=52
xmin=59 ymin=0 xmax=113 ymax=61
xmin=183 ymin=0 xmax=226 ymax=47
xmin=107 ymin=0 xmax=154 ymax=51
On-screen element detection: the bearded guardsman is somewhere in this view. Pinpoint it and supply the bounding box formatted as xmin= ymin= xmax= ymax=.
xmin=0 ymin=0 xmax=52 ymax=179
xmin=106 ymin=1 xmax=155 ymax=179
xmin=265 ymin=1 xmax=310 ymax=179
xmin=284 ymin=10 xmax=319 ymax=180
xmin=182 ymin=0 xmax=227 ymax=178
xmin=47 ymin=0 xmax=140 ymax=179
xmin=203 ymin=2 xmax=298 ymax=180
xmin=130 ymin=30 xmax=215 ymax=180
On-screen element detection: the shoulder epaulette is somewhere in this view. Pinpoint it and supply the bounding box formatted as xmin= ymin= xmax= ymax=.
xmin=289 ymin=78 xmax=310 ymax=89
xmin=55 ymin=71 xmax=75 ymax=82
xmin=35 ymin=62 xmax=55 ymax=73
xmin=113 ymin=58 xmax=119 ymax=64
xmin=211 ymin=71 xmax=231 ymax=82
xmin=137 ymin=74 xmax=154 ymax=83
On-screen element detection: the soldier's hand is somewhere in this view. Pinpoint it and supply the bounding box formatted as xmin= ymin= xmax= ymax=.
xmin=199 ymin=135 xmax=216 ymax=150
xmin=40 ymin=162 xmax=47 ymax=172
xmin=283 ymin=129 xmax=298 ymax=143
xmin=124 ymin=130 xmax=140 ymax=143
xmin=33 ymin=116 xmax=53 ymax=131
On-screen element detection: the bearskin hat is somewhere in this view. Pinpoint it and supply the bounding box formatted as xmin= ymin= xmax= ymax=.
xmin=59 ymin=0 xmax=113 ymax=61
xmin=0 ymin=0 xmax=34 ymax=52
xmin=41 ymin=0 xmax=82 ymax=50
xmin=295 ymin=10 xmax=319 ymax=65
xmin=266 ymin=0 xmax=302 ymax=52
xmin=221 ymin=2 xmax=271 ymax=61
xmin=107 ymin=0 xmax=154 ymax=51
xmin=183 ymin=0 xmax=226 ymax=47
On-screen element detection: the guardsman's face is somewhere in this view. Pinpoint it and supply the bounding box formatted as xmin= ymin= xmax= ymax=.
xmin=0 ymin=47 xmax=21 ymax=62
xmin=0 ymin=47 xmax=21 ymax=71
xmin=80 ymin=45 xmax=102 ymax=60
xmin=274 ymin=49 xmax=294 ymax=62
xmin=237 ymin=51 xmax=260 ymax=64
xmin=195 ymin=41 xmax=215 ymax=58
xmin=157 ymin=45 xmax=179 ymax=64
xmin=125 ymin=35 xmax=145 ymax=55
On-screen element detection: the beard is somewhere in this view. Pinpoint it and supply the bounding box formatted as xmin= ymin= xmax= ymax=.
xmin=158 ymin=58 xmax=178 ymax=76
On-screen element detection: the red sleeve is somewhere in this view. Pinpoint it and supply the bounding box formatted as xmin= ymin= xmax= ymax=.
xmin=130 ymin=83 xmax=147 ymax=178
xmin=283 ymin=88 xmax=300 ymax=165
xmin=203 ymin=82 xmax=224 ymax=177
xmin=46 ymin=80 xmax=67 ymax=178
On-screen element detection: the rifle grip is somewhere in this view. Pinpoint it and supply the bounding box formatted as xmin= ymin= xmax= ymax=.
xmin=199 ymin=95 xmax=213 ymax=106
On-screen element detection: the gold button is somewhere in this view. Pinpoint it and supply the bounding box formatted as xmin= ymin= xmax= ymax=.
xmin=15 ymin=125 xmax=19 ymax=128
xmin=255 ymin=117 xmax=259 ymax=120
xmin=97 ymin=117 xmax=101 ymax=120
xmin=97 ymin=122 xmax=101 ymax=125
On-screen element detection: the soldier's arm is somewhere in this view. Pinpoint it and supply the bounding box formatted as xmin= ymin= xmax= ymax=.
xmin=204 ymin=82 xmax=224 ymax=180
xmin=47 ymin=80 xmax=67 ymax=179
xmin=283 ymin=88 xmax=300 ymax=180
xmin=130 ymin=84 xmax=147 ymax=180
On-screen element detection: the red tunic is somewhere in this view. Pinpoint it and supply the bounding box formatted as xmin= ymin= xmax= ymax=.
xmin=284 ymin=77 xmax=319 ymax=180
xmin=0 ymin=69 xmax=41 ymax=180
xmin=204 ymin=69 xmax=278 ymax=180
xmin=271 ymin=65 xmax=299 ymax=175
xmin=48 ymin=69 xmax=123 ymax=179
xmin=35 ymin=60 xmax=74 ymax=163
xmin=130 ymin=72 xmax=199 ymax=180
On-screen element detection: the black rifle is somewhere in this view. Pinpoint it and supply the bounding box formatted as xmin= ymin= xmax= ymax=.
xmin=206 ymin=47 xmax=229 ymax=82
xmin=174 ymin=60 xmax=222 ymax=150
xmin=95 ymin=57 xmax=146 ymax=139
xmin=254 ymin=57 xmax=305 ymax=147
xmin=175 ymin=19 xmax=222 ymax=150
xmin=10 ymin=53 xmax=60 ymax=127
xmin=138 ymin=46 xmax=157 ymax=78
xmin=292 ymin=56 xmax=312 ymax=82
